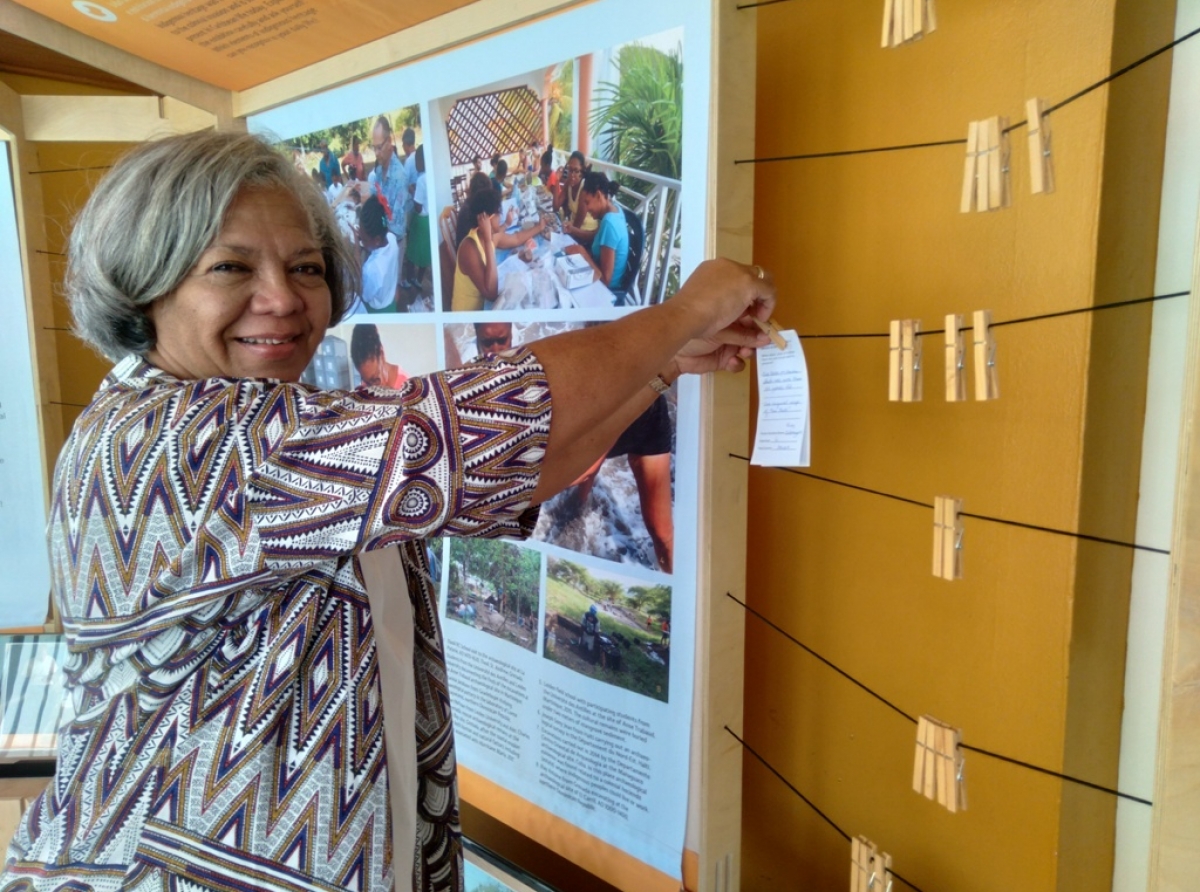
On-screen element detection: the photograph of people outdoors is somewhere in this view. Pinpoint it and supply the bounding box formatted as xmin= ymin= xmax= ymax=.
xmin=287 ymin=105 xmax=436 ymax=314
xmin=430 ymin=28 xmax=683 ymax=312
xmin=447 ymin=539 xmax=541 ymax=654
xmin=301 ymin=322 xmax=437 ymax=389
xmin=442 ymin=319 xmax=675 ymax=572
xmin=544 ymin=558 xmax=671 ymax=702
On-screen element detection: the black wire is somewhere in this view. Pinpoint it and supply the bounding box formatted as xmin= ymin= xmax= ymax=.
xmin=729 ymin=592 xmax=1155 ymax=806
xmin=990 ymin=291 xmax=1189 ymax=328
xmin=1045 ymin=23 xmax=1200 ymax=114
xmin=795 ymin=291 xmax=1188 ymax=341
xmin=736 ymin=0 xmax=794 ymax=8
xmin=957 ymin=510 xmax=1170 ymax=555
xmin=29 ymin=166 xmax=114 ymax=176
xmin=731 ymin=450 xmax=1171 ymax=556
xmin=728 ymin=726 xmax=928 ymax=892
xmin=736 ymin=138 xmax=965 ymax=166
xmin=34 ymin=250 xmax=65 ymax=258
xmin=957 ymin=743 xmax=1152 ymax=806
xmin=727 ymin=725 xmax=851 ymax=841
xmin=49 ymin=401 xmax=88 ymax=409
xmin=727 ymin=592 xmax=918 ymax=720
xmin=734 ymin=24 xmax=1200 ymax=164
xmin=730 ymin=457 xmax=930 ymax=508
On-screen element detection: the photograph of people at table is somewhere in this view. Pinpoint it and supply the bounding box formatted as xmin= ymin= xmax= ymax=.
xmin=288 ymin=106 xmax=437 ymax=315
xmin=431 ymin=28 xmax=682 ymax=311
xmin=445 ymin=320 xmax=675 ymax=572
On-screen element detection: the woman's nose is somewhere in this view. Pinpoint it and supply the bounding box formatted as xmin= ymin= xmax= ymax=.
xmin=252 ymin=269 xmax=305 ymax=313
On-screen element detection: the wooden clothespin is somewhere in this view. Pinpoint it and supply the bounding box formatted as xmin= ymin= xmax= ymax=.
xmin=913 ymin=715 xmax=967 ymax=812
xmin=944 ymin=313 xmax=966 ymax=402
xmin=888 ymin=320 xmax=922 ymax=402
xmin=972 ymin=310 xmax=999 ymax=400
xmin=850 ymin=837 xmax=894 ymax=892
xmin=1026 ymin=98 xmax=1055 ymax=195
xmin=932 ymin=496 xmax=962 ymax=580
xmin=961 ymin=117 xmax=1011 ymax=212
xmin=882 ymin=0 xmax=937 ymax=48
xmin=753 ymin=316 xmax=787 ymax=350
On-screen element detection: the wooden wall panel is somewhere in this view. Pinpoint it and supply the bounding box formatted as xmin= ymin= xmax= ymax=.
xmin=744 ymin=1 xmax=1174 ymax=890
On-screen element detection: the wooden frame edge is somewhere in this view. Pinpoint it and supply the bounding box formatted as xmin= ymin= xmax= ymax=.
xmin=0 ymin=81 xmax=63 ymax=630
xmin=0 ymin=0 xmax=233 ymax=122
xmin=695 ymin=2 xmax=755 ymax=891
xmin=1146 ymin=198 xmax=1200 ymax=891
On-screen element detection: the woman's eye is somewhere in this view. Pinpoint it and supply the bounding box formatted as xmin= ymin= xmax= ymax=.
xmin=211 ymin=261 xmax=248 ymax=274
xmin=294 ymin=264 xmax=326 ymax=277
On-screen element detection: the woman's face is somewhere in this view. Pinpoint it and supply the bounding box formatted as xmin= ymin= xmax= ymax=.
xmin=582 ymin=188 xmax=608 ymax=216
xmin=146 ymin=186 xmax=331 ymax=382
xmin=565 ymin=159 xmax=583 ymax=185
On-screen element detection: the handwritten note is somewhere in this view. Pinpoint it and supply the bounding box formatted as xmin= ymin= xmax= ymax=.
xmin=751 ymin=329 xmax=810 ymax=467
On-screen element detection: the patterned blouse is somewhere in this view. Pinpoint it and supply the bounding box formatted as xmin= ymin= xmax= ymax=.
xmin=1 ymin=350 xmax=552 ymax=892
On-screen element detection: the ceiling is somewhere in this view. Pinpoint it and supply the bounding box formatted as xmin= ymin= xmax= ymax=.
xmin=1 ymin=0 xmax=473 ymax=92
xmin=0 ymin=29 xmax=148 ymax=92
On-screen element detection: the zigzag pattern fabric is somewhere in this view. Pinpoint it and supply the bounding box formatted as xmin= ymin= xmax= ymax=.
xmin=1 ymin=350 xmax=552 ymax=892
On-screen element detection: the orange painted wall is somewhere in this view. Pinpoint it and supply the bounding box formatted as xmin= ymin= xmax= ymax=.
xmin=743 ymin=2 xmax=1172 ymax=890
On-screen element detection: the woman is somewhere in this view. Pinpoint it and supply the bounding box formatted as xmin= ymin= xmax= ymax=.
xmin=564 ymin=170 xmax=630 ymax=290
xmin=405 ymin=145 xmax=432 ymax=294
xmin=451 ymin=187 xmax=502 ymax=311
xmin=0 ymin=131 xmax=773 ymax=892
xmin=554 ymin=150 xmax=599 ymax=246
xmin=358 ymin=193 xmax=400 ymax=312
xmin=455 ymin=172 xmax=543 ymax=252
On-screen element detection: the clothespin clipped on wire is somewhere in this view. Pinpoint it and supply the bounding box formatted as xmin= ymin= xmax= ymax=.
xmin=944 ymin=314 xmax=966 ymax=402
xmin=850 ymin=837 xmax=894 ymax=892
xmin=913 ymin=716 xmax=967 ymax=812
xmin=888 ymin=320 xmax=923 ymax=402
xmin=961 ymin=117 xmax=1011 ymax=213
xmin=932 ymin=496 xmax=963 ymax=580
xmin=972 ymin=310 xmax=999 ymax=400
xmin=881 ymin=0 xmax=937 ymax=48
xmin=1026 ymin=98 xmax=1055 ymax=194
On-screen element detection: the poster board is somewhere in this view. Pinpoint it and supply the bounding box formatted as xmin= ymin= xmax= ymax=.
xmin=250 ymin=1 xmax=751 ymax=889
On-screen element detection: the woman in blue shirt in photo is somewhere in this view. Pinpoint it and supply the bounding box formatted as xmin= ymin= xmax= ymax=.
xmin=564 ymin=171 xmax=629 ymax=292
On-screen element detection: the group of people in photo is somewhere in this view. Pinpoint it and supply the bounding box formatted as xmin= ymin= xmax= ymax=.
xmin=450 ymin=147 xmax=634 ymax=311
xmin=298 ymin=114 xmax=434 ymax=314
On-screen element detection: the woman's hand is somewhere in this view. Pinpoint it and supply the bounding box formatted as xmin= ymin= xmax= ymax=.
xmin=674 ymin=258 xmax=776 ymax=343
xmin=477 ymin=211 xmax=494 ymax=242
xmin=673 ymin=317 xmax=767 ymax=375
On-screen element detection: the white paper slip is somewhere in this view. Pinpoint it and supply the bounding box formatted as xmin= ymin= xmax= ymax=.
xmin=751 ymin=329 xmax=811 ymax=467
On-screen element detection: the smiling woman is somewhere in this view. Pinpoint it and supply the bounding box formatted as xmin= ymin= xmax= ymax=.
xmin=146 ymin=187 xmax=333 ymax=381
xmin=0 ymin=131 xmax=775 ymax=892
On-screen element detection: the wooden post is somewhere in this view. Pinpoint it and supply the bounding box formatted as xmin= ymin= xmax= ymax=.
xmin=1147 ymin=192 xmax=1200 ymax=892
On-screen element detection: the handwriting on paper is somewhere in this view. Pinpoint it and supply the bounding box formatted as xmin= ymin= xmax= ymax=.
xmin=751 ymin=329 xmax=810 ymax=467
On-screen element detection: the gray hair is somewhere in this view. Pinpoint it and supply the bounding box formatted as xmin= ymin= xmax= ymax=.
xmin=66 ymin=130 xmax=360 ymax=360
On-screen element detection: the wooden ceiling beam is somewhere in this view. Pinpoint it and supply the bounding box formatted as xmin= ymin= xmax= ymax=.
xmin=233 ymin=0 xmax=592 ymax=117
xmin=0 ymin=0 xmax=233 ymax=124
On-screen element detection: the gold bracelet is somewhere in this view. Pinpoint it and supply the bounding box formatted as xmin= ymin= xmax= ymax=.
xmin=649 ymin=374 xmax=672 ymax=394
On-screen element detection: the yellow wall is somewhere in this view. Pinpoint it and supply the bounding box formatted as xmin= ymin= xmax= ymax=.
xmin=0 ymin=74 xmax=139 ymax=452
xmin=744 ymin=2 xmax=1172 ymax=890
xmin=31 ymin=140 xmax=136 ymax=439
